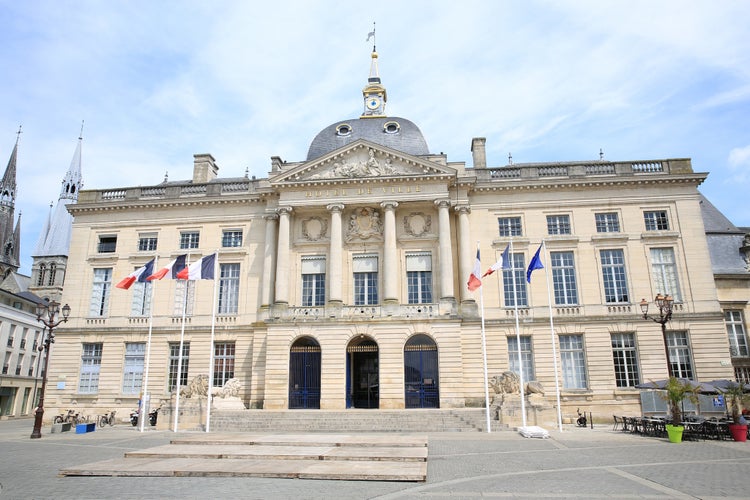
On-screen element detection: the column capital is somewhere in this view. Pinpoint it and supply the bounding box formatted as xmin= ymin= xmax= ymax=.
xmin=263 ymin=212 xmax=279 ymax=221
xmin=434 ymin=199 xmax=452 ymax=209
xmin=380 ymin=201 xmax=399 ymax=210
xmin=454 ymin=204 xmax=471 ymax=215
xmin=277 ymin=206 xmax=293 ymax=216
xmin=326 ymin=203 xmax=345 ymax=213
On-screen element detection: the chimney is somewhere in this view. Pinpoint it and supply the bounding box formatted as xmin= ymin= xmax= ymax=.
xmin=193 ymin=154 xmax=219 ymax=183
xmin=471 ymin=137 xmax=486 ymax=168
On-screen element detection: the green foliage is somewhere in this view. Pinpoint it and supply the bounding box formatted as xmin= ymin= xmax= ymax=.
xmin=722 ymin=382 xmax=748 ymax=424
xmin=659 ymin=377 xmax=699 ymax=426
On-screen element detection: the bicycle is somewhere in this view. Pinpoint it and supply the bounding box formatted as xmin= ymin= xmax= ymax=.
xmin=54 ymin=409 xmax=80 ymax=425
xmin=98 ymin=410 xmax=117 ymax=427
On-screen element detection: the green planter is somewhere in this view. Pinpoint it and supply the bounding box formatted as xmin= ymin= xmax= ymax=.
xmin=666 ymin=424 xmax=683 ymax=443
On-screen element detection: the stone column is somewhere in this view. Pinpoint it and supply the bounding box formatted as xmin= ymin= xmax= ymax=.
xmin=274 ymin=206 xmax=292 ymax=305
xmin=381 ymin=201 xmax=399 ymax=304
xmin=436 ymin=199 xmax=455 ymax=301
xmin=456 ymin=205 xmax=473 ymax=303
xmin=327 ymin=203 xmax=344 ymax=305
xmin=260 ymin=213 xmax=278 ymax=308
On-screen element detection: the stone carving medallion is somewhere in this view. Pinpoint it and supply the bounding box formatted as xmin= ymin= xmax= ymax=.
xmin=301 ymin=216 xmax=328 ymax=241
xmin=346 ymin=207 xmax=383 ymax=242
xmin=403 ymin=212 xmax=432 ymax=238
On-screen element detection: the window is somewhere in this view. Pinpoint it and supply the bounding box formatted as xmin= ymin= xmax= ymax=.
xmin=15 ymin=354 xmax=23 ymax=375
xmin=218 ymin=263 xmax=240 ymax=314
xmin=97 ymin=235 xmax=117 ymax=253
xmin=611 ymin=333 xmax=640 ymax=387
xmin=497 ymin=217 xmax=522 ymax=237
xmin=666 ymin=331 xmax=693 ymax=379
xmin=406 ymin=252 xmax=432 ymax=304
xmin=213 ymin=342 xmax=235 ymax=387
xmin=550 ymin=251 xmax=578 ymax=305
xmin=353 ymin=255 xmax=378 ymax=305
xmin=78 ymin=343 xmax=102 ymax=394
xmin=47 ymin=263 xmax=56 ymax=286
xmin=138 ymin=233 xmax=158 ymax=252
xmin=89 ymin=268 xmax=112 ymax=316
xmin=546 ymin=215 xmax=571 ymax=235
xmin=301 ymin=256 xmax=326 ymax=307
xmin=221 ymin=230 xmax=243 ymax=248
xmin=502 ymin=253 xmax=528 ymax=307
xmin=179 ymin=231 xmax=200 ymax=250
xmin=6 ymin=325 xmax=14 ymax=347
xmin=644 ymin=210 xmax=669 ymax=231
xmin=508 ymin=336 xmax=535 ymax=382
xmin=600 ymin=249 xmax=629 ymax=303
xmin=560 ymin=335 xmax=587 ymax=389
xmin=122 ymin=343 xmax=145 ymax=394
xmin=595 ymin=212 xmax=620 ymax=233
xmin=725 ymin=310 xmax=749 ymax=357
xmin=650 ymin=248 xmax=682 ymax=302
xmin=173 ymin=280 xmax=195 ymax=316
xmin=37 ymin=263 xmax=46 ymax=286
xmin=168 ymin=342 xmax=190 ymax=392
xmin=130 ymin=280 xmax=152 ymax=316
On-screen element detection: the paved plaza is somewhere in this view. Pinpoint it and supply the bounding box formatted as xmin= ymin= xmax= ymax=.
xmin=1 ymin=417 xmax=749 ymax=499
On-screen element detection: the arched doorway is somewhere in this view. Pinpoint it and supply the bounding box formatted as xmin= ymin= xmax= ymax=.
xmin=346 ymin=336 xmax=379 ymax=408
xmin=404 ymin=334 xmax=439 ymax=408
xmin=289 ymin=336 xmax=321 ymax=409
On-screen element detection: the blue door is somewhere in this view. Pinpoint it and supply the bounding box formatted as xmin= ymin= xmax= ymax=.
xmin=289 ymin=337 xmax=321 ymax=409
xmin=404 ymin=334 xmax=439 ymax=408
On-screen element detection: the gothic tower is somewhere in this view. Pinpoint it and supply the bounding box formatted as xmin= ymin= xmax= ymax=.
xmin=0 ymin=134 xmax=21 ymax=279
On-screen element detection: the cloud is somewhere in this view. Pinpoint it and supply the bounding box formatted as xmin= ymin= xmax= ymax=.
xmin=728 ymin=145 xmax=750 ymax=169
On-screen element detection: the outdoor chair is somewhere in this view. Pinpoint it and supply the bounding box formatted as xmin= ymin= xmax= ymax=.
xmin=612 ymin=415 xmax=621 ymax=431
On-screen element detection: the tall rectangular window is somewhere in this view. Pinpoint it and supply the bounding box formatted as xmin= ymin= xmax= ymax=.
xmin=600 ymin=249 xmax=629 ymax=303
xmin=644 ymin=210 xmax=669 ymax=231
xmin=551 ymin=251 xmax=578 ymax=305
xmin=725 ymin=310 xmax=748 ymax=357
xmin=221 ymin=230 xmax=243 ymax=248
xmin=502 ymin=253 xmax=527 ymax=307
xmin=497 ymin=217 xmax=522 ymax=237
xmin=406 ymin=252 xmax=432 ymax=304
xmin=301 ymin=256 xmax=326 ymax=307
xmin=78 ymin=343 xmax=102 ymax=394
xmin=137 ymin=233 xmax=158 ymax=251
xmin=508 ymin=336 xmax=535 ymax=382
xmin=218 ymin=263 xmax=240 ymax=314
xmin=89 ymin=268 xmax=112 ymax=316
xmin=666 ymin=331 xmax=693 ymax=379
xmin=546 ymin=215 xmax=571 ymax=235
xmin=122 ymin=343 xmax=145 ymax=394
xmin=595 ymin=212 xmax=620 ymax=233
xmin=611 ymin=333 xmax=640 ymax=387
xmin=179 ymin=231 xmax=200 ymax=249
xmin=130 ymin=278 xmax=152 ymax=317
xmin=173 ymin=280 xmax=195 ymax=316
xmin=213 ymin=342 xmax=235 ymax=387
xmin=97 ymin=235 xmax=117 ymax=253
xmin=560 ymin=335 xmax=587 ymax=389
xmin=353 ymin=255 xmax=378 ymax=305
xmin=168 ymin=342 xmax=190 ymax=392
xmin=650 ymin=248 xmax=682 ymax=301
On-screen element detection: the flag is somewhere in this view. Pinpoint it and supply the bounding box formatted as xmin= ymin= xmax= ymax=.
xmin=526 ymin=244 xmax=544 ymax=283
xmin=482 ymin=244 xmax=510 ymax=277
xmin=366 ymin=30 xmax=375 ymax=42
xmin=177 ymin=253 xmax=216 ymax=280
xmin=467 ymin=248 xmax=482 ymax=292
xmin=147 ymin=255 xmax=186 ymax=281
xmin=116 ymin=259 xmax=155 ymax=290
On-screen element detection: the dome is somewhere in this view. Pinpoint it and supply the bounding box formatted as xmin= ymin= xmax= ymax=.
xmin=306 ymin=116 xmax=430 ymax=161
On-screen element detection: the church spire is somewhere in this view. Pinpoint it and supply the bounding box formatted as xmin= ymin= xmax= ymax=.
xmin=361 ymin=24 xmax=387 ymax=118
xmin=0 ymin=129 xmax=21 ymax=276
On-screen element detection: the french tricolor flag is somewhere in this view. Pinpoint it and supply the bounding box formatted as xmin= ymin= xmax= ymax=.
xmin=147 ymin=255 xmax=187 ymax=281
xmin=177 ymin=253 xmax=216 ymax=280
xmin=116 ymin=259 xmax=156 ymax=290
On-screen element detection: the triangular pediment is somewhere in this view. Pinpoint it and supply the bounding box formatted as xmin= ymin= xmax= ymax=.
xmin=270 ymin=140 xmax=455 ymax=184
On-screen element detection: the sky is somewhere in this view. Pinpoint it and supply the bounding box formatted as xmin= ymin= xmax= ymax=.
xmin=1 ymin=0 xmax=749 ymax=275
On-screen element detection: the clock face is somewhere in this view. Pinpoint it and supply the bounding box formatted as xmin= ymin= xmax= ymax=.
xmin=366 ymin=97 xmax=380 ymax=110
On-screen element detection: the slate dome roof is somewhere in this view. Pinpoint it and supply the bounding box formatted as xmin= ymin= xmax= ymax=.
xmin=306 ymin=116 xmax=430 ymax=161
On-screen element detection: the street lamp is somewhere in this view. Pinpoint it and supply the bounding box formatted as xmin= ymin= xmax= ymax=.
xmin=30 ymin=300 xmax=71 ymax=439
xmin=640 ymin=293 xmax=674 ymax=378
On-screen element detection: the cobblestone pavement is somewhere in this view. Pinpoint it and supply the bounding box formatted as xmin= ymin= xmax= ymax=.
xmin=1 ymin=417 xmax=749 ymax=499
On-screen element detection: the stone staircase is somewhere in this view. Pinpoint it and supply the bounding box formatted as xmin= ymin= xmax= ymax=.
xmin=208 ymin=408 xmax=508 ymax=433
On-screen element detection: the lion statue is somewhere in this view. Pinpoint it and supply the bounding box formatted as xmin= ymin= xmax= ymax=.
xmin=212 ymin=378 xmax=241 ymax=399
xmin=489 ymin=371 xmax=521 ymax=395
xmin=179 ymin=374 xmax=209 ymax=399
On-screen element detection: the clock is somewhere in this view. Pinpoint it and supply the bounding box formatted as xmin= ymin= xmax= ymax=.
xmin=366 ymin=97 xmax=381 ymax=110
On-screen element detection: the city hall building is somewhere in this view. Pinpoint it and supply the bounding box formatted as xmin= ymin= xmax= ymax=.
xmin=43 ymin=50 xmax=748 ymax=426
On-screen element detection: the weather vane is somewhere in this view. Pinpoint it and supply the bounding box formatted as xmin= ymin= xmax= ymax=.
xmin=16 ymin=125 xmax=22 ymax=144
xmin=366 ymin=22 xmax=376 ymax=51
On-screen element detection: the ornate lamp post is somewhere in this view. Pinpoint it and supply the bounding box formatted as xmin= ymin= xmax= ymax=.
xmin=30 ymin=300 xmax=71 ymax=439
xmin=640 ymin=293 xmax=674 ymax=378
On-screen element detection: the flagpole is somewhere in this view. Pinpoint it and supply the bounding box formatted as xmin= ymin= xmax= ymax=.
xmin=510 ymin=238 xmax=527 ymax=428
xmin=541 ymin=241 xmax=563 ymax=431
xmin=139 ymin=256 xmax=158 ymax=433
xmin=477 ymin=245 xmax=492 ymax=433
xmin=205 ymin=252 xmax=219 ymax=433
xmin=173 ymin=253 xmax=190 ymax=433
